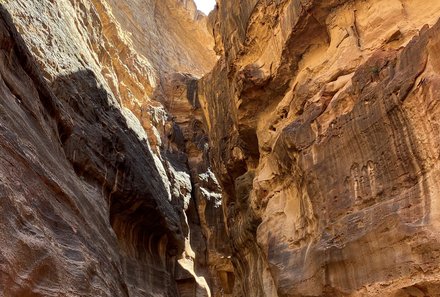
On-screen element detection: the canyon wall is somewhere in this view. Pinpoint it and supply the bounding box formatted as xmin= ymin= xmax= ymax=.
xmin=0 ymin=0 xmax=225 ymax=296
xmin=2 ymin=0 xmax=440 ymax=297
xmin=200 ymin=0 xmax=440 ymax=296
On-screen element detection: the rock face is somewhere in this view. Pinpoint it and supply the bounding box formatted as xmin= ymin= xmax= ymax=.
xmin=199 ymin=0 xmax=440 ymax=296
xmin=2 ymin=0 xmax=440 ymax=297
xmin=0 ymin=0 xmax=221 ymax=296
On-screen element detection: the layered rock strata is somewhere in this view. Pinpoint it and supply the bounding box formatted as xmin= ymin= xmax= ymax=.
xmin=2 ymin=0 xmax=440 ymax=297
xmin=199 ymin=0 xmax=440 ymax=296
xmin=0 ymin=0 xmax=223 ymax=296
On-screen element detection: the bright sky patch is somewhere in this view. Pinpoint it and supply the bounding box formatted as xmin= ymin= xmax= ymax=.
xmin=194 ymin=0 xmax=216 ymax=15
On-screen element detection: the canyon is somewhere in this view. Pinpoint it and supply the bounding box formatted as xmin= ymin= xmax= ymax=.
xmin=1 ymin=0 xmax=440 ymax=297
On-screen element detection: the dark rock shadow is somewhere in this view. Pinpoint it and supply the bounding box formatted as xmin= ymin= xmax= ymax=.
xmin=50 ymin=69 xmax=185 ymax=258
xmin=0 ymin=5 xmax=185 ymax=296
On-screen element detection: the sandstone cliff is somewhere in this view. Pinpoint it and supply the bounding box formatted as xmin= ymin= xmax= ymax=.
xmin=0 ymin=0 xmax=221 ymax=296
xmin=2 ymin=0 xmax=440 ymax=297
xmin=200 ymin=0 xmax=440 ymax=296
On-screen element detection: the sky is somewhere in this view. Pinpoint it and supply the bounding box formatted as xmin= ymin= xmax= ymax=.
xmin=194 ymin=0 xmax=216 ymax=15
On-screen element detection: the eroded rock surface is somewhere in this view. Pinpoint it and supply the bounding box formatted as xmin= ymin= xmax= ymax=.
xmin=200 ymin=0 xmax=440 ymax=296
xmin=0 ymin=0 xmax=221 ymax=296
xmin=2 ymin=0 xmax=440 ymax=297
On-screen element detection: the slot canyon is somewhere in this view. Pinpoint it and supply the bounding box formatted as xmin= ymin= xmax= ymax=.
xmin=1 ymin=0 xmax=440 ymax=296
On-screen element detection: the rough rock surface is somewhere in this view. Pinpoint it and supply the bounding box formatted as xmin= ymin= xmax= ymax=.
xmin=199 ymin=0 xmax=440 ymax=296
xmin=2 ymin=0 xmax=440 ymax=297
xmin=0 ymin=0 xmax=221 ymax=296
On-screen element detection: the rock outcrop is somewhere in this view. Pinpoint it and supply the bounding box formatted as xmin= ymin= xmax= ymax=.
xmin=2 ymin=0 xmax=440 ymax=297
xmin=200 ymin=0 xmax=440 ymax=296
xmin=0 ymin=0 xmax=220 ymax=296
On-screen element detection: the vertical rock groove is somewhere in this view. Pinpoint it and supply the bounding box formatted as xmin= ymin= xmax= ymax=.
xmin=199 ymin=1 xmax=440 ymax=296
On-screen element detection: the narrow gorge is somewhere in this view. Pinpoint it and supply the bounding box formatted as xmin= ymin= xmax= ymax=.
xmin=1 ymin=1 xmax=440 ymax=297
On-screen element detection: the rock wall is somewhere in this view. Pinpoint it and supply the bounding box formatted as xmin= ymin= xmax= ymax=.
xmin=0 ymin=0 xmax=223 ymax=296
xmin=200 ymin=0 xmax=440 ymax=296
xmin=3 ymin=0 xmax=440 ymax=297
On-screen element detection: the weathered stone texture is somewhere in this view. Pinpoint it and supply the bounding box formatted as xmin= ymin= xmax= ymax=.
xmin=0 ymin=0 xmax=220 ymax=296
xmin=3 ymin=0 xmax=440 ymax=297
xmin=200 ymin=0 xmax=440 ymax=296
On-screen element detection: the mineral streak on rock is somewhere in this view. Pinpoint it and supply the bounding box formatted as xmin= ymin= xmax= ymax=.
xmin=2 ymin=0 xmax=440 ymax=297
xmin=0 ymin=0 xmax=221 ymax=296
xmin=199 ymin=0 xmax=440 ymax=296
